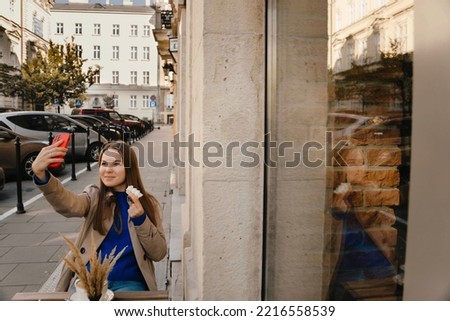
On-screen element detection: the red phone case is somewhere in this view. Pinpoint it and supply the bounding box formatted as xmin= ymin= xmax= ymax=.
xmin=48 ymin=133 xmax=71 ymax=169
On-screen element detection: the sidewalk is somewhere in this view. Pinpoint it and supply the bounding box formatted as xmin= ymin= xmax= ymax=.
xmin=0 ymin=125 xmax=182 ymax=300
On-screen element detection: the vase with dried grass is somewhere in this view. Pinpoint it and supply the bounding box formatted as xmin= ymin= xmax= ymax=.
xmin=62 ymin=233 xmax=127 ymax=301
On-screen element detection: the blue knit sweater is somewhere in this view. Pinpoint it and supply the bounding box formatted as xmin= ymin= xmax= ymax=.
xmin=98 ymin=192 xmax=146 ymax=285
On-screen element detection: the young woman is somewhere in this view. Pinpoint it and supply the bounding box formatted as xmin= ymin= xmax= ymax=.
xmin=32 ymin=140 xmax=167 ymax=292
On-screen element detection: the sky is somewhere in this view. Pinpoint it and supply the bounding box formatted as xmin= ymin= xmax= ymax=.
xmin=54 ymin=0 xmax=148 ymax=5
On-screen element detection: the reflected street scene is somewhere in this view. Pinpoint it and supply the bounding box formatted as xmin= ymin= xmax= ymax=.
xmin=324 ymin=0 xmax=413 ymax=300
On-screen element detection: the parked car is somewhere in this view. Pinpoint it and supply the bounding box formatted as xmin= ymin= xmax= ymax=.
xmin=122 ymin=114 xmax=154 ymax=133
xmin=0 ymin=111 xmax=107 ymax=162
xmin=0 ymin=166 xmax=4 ymax=190
xmin=71 ymin=108 xmax=144 ymax=139
xmin=91 ymin=115 xmax=132 ymax=142
xmin=0 ymin=126 xmax=63 ymax=179
xmin=69 ymin=115 xmax=122 ymax=141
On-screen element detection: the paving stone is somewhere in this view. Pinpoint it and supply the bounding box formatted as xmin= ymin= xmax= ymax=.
xmin=0 ymin=263 xmax=16 ymax=281
xmin=0 ymin=285 xmax=25 ymax=300
xmin=0 ymin=233 xmax=52 ymax=247
xmin=0 ymin=247 xmax=11 ymax=257
xmin=0 ymin=262 xmax=59 ymax=286
xmin=0 ymin=246 xmax=59 ymax=264
xmin=33 ymin=221 xmax=83 ymax=234
xmin=0 ymin=222 xmax=42 ymax=234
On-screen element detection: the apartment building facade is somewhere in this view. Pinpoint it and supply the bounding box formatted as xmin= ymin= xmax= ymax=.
xmin=50 ymin=2 xmax=170 ymax=122
xmin=0 ymin=0 xmax=54 ymax=109
xmin=329 ymin=0 xmax=414 ymax=72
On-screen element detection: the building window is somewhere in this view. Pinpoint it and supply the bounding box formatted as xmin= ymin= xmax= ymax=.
xmin=94 ymin=23 xmax=101 ymax=35
xmin=75 ymin=23 xmax=82 ymax=35
xmin=112 ymin=46 xmax=119 ymax=60
xmin=33 ymin=16 xmax=44 ymax=37
xmin=143 ymin=47 xmax=150 ymax=60
xmin=112 ymin=24 xmax=120 ymax=36
xmin=130 ymin=95 xmax=137 ymax=109
xmin=112 ymin=71 xmax=119 ymax=84
xmin=93 ymin=71 xmax=100 ymax=84
xmin=143 ymin=71 xmax=150 ymax=85
xmin=130 ymin=71 xmax=137 ymax=85
xmin=113 ymin=95 xmax=118 ymax=108
xmin=130 ymin=25 xmax=138 ymax=36
xmin=396 ymin=21 xmax=408 ymax=53
xmin=130 ymin=46 xmax=137 ymax=60
xmin=56 ymin=22 xmax=64 ymax=35
xmin=143 ymin=95 xmax=150 ymax=108
xmin=374 ymin=31 xmax=381 ymax=58
xmin=93 ymin=45 xmax=100 ymax=59
xmin=76 ymin=45 xmax=82 ymax=58
xmin=143 ymin=25 xmax=151 ymax=37
xmin=347 ymin=42 xmax=354 ymax=68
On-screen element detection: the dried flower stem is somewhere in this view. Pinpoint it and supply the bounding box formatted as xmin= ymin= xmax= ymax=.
xmin=61 ymin=232 xmax=127 ymax=300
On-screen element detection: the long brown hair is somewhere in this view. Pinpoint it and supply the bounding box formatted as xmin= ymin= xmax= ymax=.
xmin=94 ymin=141 xmax=161 ymax=235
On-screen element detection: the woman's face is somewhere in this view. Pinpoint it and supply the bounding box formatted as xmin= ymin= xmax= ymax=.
xmin=99 ymin=148 xmax=126 ymax=191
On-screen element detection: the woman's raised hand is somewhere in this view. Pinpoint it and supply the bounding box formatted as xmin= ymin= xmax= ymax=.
xmin=31 ymin=139 xmax=68 ymax=180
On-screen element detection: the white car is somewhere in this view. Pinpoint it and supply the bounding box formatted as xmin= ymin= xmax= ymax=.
xmin=0 ymin=111 xmax=107 ymax=162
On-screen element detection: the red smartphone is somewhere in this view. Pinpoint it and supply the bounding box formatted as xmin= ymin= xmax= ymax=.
xmin=48 ymin=133 xmax=71 ymax=169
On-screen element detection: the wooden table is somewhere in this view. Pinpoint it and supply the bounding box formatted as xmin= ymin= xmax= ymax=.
xmin=11 ymin=290 xmax=169 ymax=301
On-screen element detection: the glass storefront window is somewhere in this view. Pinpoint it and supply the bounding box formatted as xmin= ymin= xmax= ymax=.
xmin=325 ymin=0 xmax=413 ymax=300
xmin=264 ymin=0 xmax=413 ymax=301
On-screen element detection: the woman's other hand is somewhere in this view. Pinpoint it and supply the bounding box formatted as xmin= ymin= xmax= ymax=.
xmin=332 ymin=183 xmax=352 ymax=213
xmin=126 ymin=189 xmax=145 ymax=218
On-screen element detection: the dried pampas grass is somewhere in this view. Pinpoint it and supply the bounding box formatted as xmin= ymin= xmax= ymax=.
xmin=62 ymin=232 xmax=126 ymax=300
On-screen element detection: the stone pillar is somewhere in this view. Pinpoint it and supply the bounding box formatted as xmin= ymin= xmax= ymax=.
xmin=183 ymin=0 xmax=265 ymax=300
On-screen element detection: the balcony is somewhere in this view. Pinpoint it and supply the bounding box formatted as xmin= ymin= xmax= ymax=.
xmin=152 ymin=9 xmax=173 ymax=61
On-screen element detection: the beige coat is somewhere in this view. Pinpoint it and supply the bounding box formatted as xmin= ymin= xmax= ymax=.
xmin=37 ymin=175 xmax=167 ymax=291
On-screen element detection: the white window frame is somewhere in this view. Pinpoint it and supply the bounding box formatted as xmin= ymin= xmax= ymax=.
xmin=75 ymin=23 xmax=82 ymax=35
xmin=112 ymin=71 xmax=119 ymax=84
xmin=76 ymin=45 xmax=82 ymax=58
xmin=143 ymin=47 xmax=150 ymax=60
xmin=112 ymin=24 xmax=120 ymax=36
xmin=130 ymin=25 xmax=138 ymax=36
xmin=93 ymin=23 xmax=101 ymax=35
xmin=93 ymin=45 xmax=100 ymax=59
xmin=143 ymin=95 xmax=150 ymax=108
xmin=143 ymin=25 xmax=151 ymax=37
xmin=130 ymin=46 xmax=138 ymax=60
xmin=56 ymin=22 xmax=64 ymax=35
xmin=143 ymin=71 xmax=150 ymax=85
xmin=94 ymin=71 xmax=100 ymax=84
xmin=112 ymin=46 xmax=119 ymax=60
xmin=130 ymin=71 xmax=137 ymax=85
xmin=130 ymin=95 xmax=137 ymax=109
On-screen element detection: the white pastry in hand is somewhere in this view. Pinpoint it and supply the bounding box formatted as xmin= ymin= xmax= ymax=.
xmin=333 ymin=182 xmax=351 ymax=194
xmin=126 ymin=185 xmax=143 ymax=198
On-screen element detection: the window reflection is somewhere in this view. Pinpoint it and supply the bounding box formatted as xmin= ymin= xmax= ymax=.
xmin=325 ymin=0 xmax=413 ymax=300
